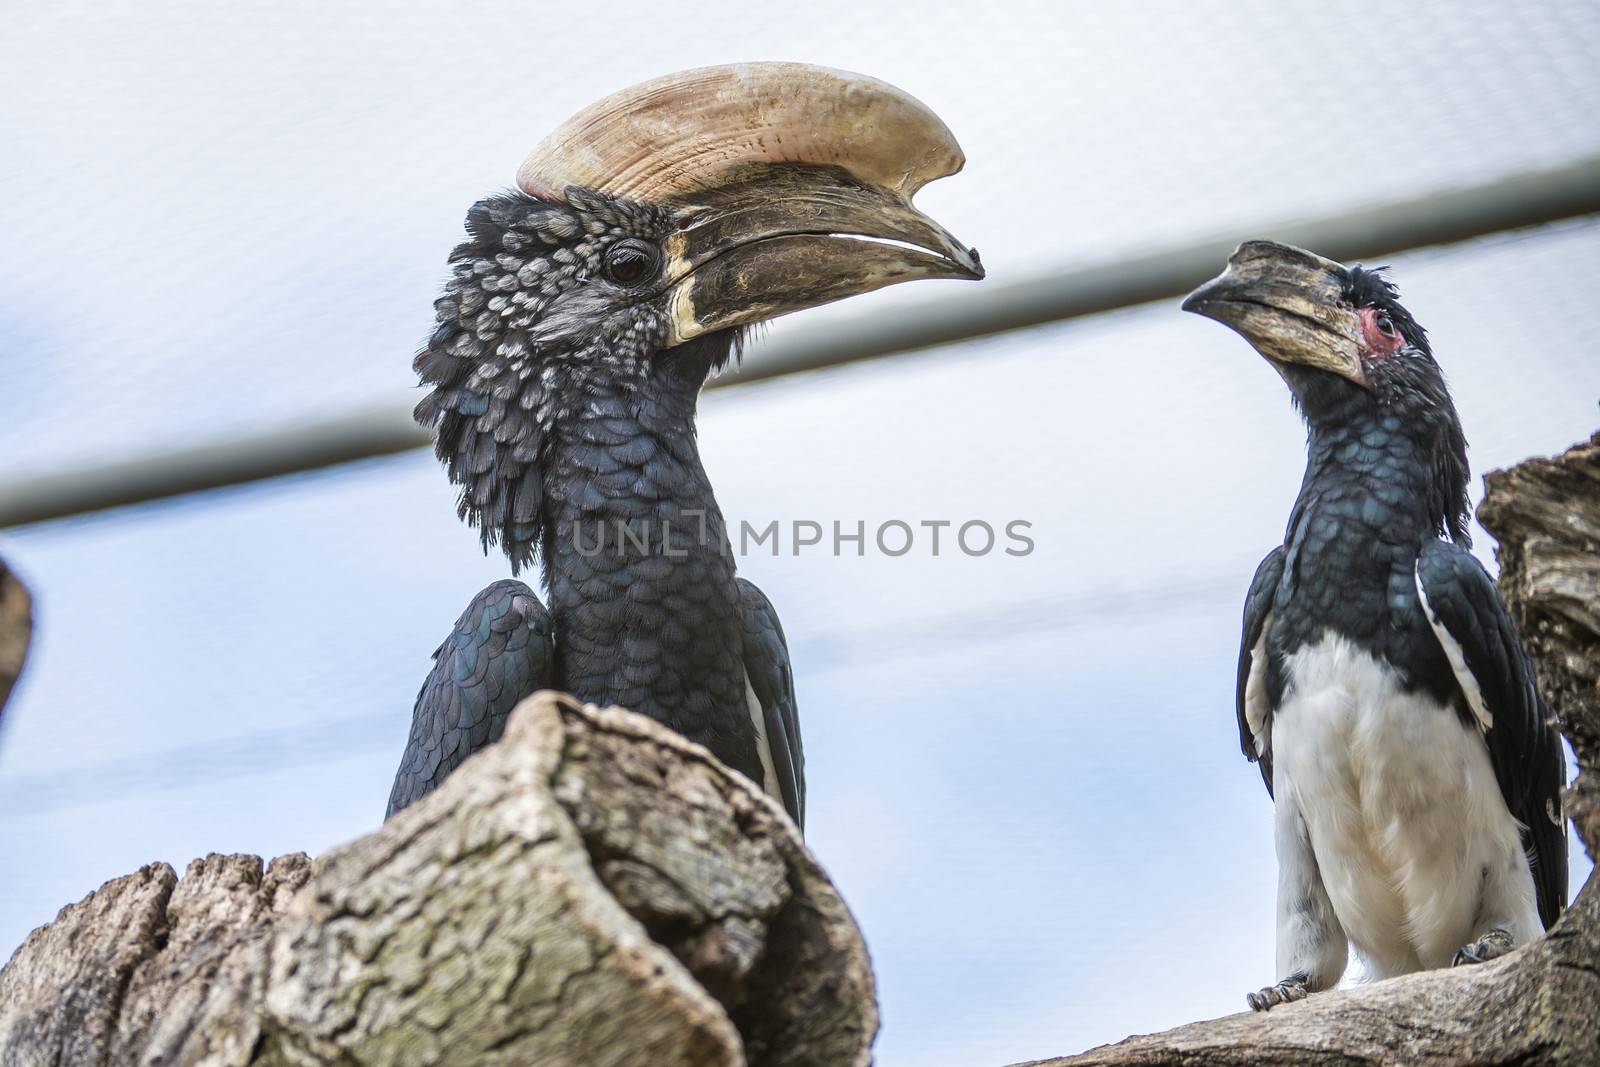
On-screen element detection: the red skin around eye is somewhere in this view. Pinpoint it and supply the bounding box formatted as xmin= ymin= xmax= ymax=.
xmin=1359 ymin=307 xmax=1406 ymax=358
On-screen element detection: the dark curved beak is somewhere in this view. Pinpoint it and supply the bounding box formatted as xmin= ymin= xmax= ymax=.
xmin=662 ymin=163 xmax=983 ymax=345
xmin=1183 ymin=240 xmax=1368 ymax=389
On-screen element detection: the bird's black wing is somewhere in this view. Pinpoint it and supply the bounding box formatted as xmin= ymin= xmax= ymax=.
xmin=736 ymin=578 xmax=804 ymax=830
xmin=1416 ymin=539 xmax=1567 ymax=928
xmin=387 ymin=579 xmax=554 ymax=819
xmin=1237 ymin=546 xmax=1286 ymax=796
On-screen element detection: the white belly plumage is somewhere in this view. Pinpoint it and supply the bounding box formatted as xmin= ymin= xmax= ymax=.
xmin=1272 ymin=632 xmax=1541 ymax=977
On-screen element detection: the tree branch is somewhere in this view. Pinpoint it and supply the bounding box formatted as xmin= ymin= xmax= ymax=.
xmin=1018 ymin=430 xmax=1600 ymax=1067
xmin=0 ymin=693 xmax=876 ymax=1067
xmin=0 ymin=557 xmax=31 ymax=720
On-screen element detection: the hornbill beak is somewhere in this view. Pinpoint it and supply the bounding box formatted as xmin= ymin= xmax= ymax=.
xmin=517 ymin=62 xmax=984 ymax=346
xmin=1182 ymin=240 xmax=1368 ymax=389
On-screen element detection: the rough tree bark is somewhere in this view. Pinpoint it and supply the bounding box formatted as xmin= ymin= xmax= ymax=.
xmin=0 ymin=693 xmax=877 ymax=1067
xmin=1019 ymin=432 xmax=1600 ymax=1067
xmin=0 ymin=557 xmax=31 ymax=720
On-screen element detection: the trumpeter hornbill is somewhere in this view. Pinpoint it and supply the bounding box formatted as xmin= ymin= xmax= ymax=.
xmin=1183 ymin=241 xmax=1567 ymax=1010
xmin=386 ymin=64 xmax=982 ymax=828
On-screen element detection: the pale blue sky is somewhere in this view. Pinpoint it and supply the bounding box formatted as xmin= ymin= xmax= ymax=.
xmin=3 ymin=4 xmax=1598 ymax=1064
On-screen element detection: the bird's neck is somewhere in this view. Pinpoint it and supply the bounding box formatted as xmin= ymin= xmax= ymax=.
xmin=1293 ymin=410 xmax=1441 ymax=551
xmin=1273 ymin=411 xmax=1445 ymax=665
xmin=539 ymin=336 xmax=749 ymax=733
xmin=1272 ymin=405 xmax=1471 ymax=703
xmin=1258 ymin=409 xmax=1442 ymax=672
xmin=543 ymin=365 xmax=729 ymax=558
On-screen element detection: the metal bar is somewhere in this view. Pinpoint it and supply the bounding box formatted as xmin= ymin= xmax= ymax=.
xmin=1 ymin=406 xmax=431 ymax=529
xmin=4 ymin=156 xmax=1598 ymax=529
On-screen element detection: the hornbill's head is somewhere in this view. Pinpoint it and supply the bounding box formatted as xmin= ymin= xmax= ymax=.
xmin=416 ymin=63 xmax=982 ymax=571
xmin=1182 ymin=240 xmax=1470 ymax=542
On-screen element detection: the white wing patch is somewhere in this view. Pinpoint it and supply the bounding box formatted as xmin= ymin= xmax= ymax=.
xmin=744 ymin=671 xmax=783 ymax=801
xmin=1415 ymin=567 xmax=1492 ymax=733
xmin=1245 ymin=614 xmax=1273 ymax=759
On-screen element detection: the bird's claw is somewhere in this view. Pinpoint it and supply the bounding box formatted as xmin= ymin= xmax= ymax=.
xmin=1452 ymin=928 xmax=1513 ymax=967
xmin=1246 ymin=974 xmax=1309 ymax=1012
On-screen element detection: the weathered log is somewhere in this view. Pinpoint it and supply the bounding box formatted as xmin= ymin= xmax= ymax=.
xmin=1020 ymin=431 xmax=1600 ymax=1067
xmin=0 ymin=558 xmax=30 ymax=720
xmin=0 ymin=693 xmax=876 ymax=1067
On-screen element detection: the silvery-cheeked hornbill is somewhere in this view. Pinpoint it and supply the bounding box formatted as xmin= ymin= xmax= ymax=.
xmin=1184 ymin=242 xmax=1567 ymax=1010
xmin=386 ymin=64 xmax=982 ymax=828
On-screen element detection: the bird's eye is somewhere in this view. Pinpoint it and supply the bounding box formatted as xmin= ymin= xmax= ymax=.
xmin=603 ymin=240 xmax=661 ymax=288
xmin=1374 ymin=312 xmax=1397 ymax=337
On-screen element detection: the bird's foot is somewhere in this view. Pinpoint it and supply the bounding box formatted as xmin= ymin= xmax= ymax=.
xmin=1246 ymin=973 xmax=1309 ymax=1012
xmin=1452 ymin=927 xmax=1513 ymax=967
